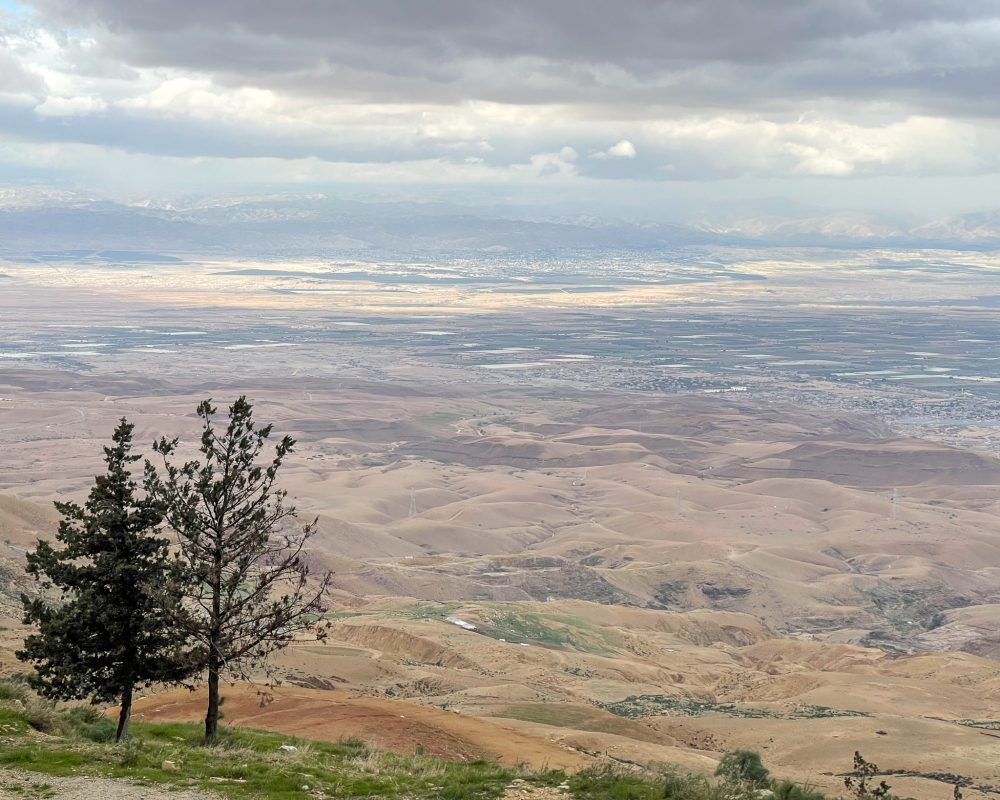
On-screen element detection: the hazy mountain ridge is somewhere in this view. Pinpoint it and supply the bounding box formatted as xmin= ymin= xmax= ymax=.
xmin=1 ymin=195 xmax=999 ymax=257
xmin=0 ymin=194 xmax=712 ymax=257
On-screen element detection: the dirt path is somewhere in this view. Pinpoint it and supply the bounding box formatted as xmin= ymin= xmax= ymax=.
xmin=0 ymin=769 xmax=216 ymax=800
xmin=0 ymin=770 xmax=565 ymax=800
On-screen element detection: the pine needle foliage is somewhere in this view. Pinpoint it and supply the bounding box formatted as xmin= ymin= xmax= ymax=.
xmin=146 ymin=397 xmax=332 ymax=742
xmin=18 ymin=418 xmax=195 ymax=742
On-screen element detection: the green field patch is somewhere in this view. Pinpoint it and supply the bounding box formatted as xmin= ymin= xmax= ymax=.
xmin=476 ymin=611 xmax=572 ymax=646
xmin=401 ymin=602 xmax=462 ymax=621
xmin=601 ymin=695 xmax=872 ymax=721
xmin=414 ymin=412 xmax=466 ymax=430
xmin=468 ymin=609 xmax=614 ymax=656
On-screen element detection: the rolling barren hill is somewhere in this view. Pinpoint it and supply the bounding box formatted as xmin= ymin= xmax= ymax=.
xmin=133 ymin=599 xmax=1000 ymax=799
xmin=2 ymin=373 xmax=1000 ymax=797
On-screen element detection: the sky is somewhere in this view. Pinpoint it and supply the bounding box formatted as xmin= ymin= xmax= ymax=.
xmin=2 ymin=0 xmax=1000 ymax=221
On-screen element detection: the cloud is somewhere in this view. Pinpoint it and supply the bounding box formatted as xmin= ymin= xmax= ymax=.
xmin=515 ymin=146 xmax=579 ymax=178
xmin=638 ymin=114 xmax=988 ymax=178
xmin=0 ymin=0 xmax=998 ymax=213
xmin=0 ymin=46 xmax=44 ymax=95
xmin=592 ymin=139 xmax=637 ymax=160
xmin=34 ymin=93 xmax=105 ymax=116
xmin=18 ymin=0 xmax=1000 ymax=114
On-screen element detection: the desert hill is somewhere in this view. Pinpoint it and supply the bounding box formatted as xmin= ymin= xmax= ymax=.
xmin=125 ymin=598 xmax=1000 ymax=798
xmin=2 ymin=374 xmax=1000 ymax=796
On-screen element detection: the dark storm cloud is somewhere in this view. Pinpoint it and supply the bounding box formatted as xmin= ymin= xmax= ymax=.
xmin=24 ymin=0 xmax=1000 ymax=113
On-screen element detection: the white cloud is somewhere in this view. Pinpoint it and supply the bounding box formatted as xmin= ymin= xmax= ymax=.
xmin=591 ymin=139 xmax=637 ymax=159
xmin=641 ymin=114 xmax=984 ymax=178
xmin=34 ymin=94 xmax=108 ymax=116
xmin=117 ymin=75 xmax=279 ymax=120
xmin=515 ymin=146 xmax=579 ymax=178
xmin=0 ymin=46 xmax=45 ymax=96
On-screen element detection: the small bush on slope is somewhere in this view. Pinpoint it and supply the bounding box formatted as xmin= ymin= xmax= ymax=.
xmin=716 ymin=749 xmax=770 ymax=786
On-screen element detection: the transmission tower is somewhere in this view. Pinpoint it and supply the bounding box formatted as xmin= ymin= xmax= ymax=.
xmin=890 ymin=487 xmax=898 ymax=520
xmin=408 ymin=488 xmax=417 ymax=518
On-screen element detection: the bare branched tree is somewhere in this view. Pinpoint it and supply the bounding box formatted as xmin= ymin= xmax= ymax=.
xmin=145 ymin=397 xmax=331 ymax=742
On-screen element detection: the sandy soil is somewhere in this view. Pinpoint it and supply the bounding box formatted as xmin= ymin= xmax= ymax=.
xmin=133 ymin=686 xmax=589 ymax=770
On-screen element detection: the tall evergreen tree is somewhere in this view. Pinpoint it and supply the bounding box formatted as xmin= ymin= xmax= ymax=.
xmin=18 ymin=419 xmax=195 ymax=742
xmin=146 ymin=397 xmax=331 ymax=742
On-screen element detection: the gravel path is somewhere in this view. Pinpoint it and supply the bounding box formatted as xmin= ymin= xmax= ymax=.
xmin=502 ymin=778 xmax=570 ymax=799
xmin=0 ymin=770 xmax=569 ymax=799
xmin=0 ymin=769 xmax=217 ymax=800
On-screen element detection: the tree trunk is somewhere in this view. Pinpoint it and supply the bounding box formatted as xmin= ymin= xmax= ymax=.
xmin=205 ymin=536 xmax=224 ymax=743
xmin=115 ymin=683 xmax=133 ymax=743
xmin=205 ymin=657 xmax=220 ymax=742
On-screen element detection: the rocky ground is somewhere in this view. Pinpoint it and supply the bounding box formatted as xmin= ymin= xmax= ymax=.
xmin=0 ymin=769 xmax=215 ymax=800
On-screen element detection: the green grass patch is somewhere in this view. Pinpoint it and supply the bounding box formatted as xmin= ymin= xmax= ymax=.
xmin=0 ymin=716 xmax=519 ymax=799
xmin=0 ymin=706 xmax=30 ymax=734
xmin=0 ymin=746 xmax=90 ymax=775
xmin=467 ymin=608 xmax=620 ymax=655
xmin=414 ymin=412 xmax=466 ymax=431
xmin=402 ymin=602 xmax=462 ymax=621
xmin=0 ymin=688 xmax=527 ymax=800
xmin=0 ymin=680 xmax=847 ymax=800
xmin=600 ymin=695 xmax=872 ymax=721
xmin=477 ymin=610 xmax=573 ymax=647
xmin=569 ymin=766 xmax=666 ymax=800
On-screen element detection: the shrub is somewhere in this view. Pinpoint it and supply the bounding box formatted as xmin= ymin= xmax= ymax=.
xmin=663 ymin=770 xmax=712 ymax=799
xmin=771 ymin=779 xmax=828 ymax=800
xmin=64 ymin=705 xmax=117 ymax=743
xmin=570 ymin=765 xmax=664 ymax=799
xmin=716 ymin=750 xmax=770 ymax=787
xmin=118 ymin=737 xmax=144 ymax=767
xmin=21 ymin=699 xmax=63 ymax=734
xmin=0 ymin=678 xmax=31 ymax=705
xmin=844 ymin=751 xmax=892 ymax=799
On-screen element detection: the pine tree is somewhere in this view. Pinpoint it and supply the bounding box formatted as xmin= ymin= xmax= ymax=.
xmin=18 ymin=419 xmax=195 ymax=742
xmin=146 ymin=397 xmax=331 ymax=742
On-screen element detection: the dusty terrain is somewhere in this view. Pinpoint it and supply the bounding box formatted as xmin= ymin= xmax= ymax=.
xmin=4 ymin=373 xmax=1000 ymax=797
xmin=3 ymin=374 xmax=999 ymax=657
xmin=2 ymin=256 xmax=1000 ymax=797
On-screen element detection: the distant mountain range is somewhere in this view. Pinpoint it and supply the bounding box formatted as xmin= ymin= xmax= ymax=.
xmin=694 ymin=210 xmax=1000 ymax=248
xmin=0 ymin=193 xmax=998 ymax=257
